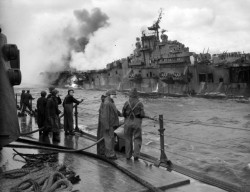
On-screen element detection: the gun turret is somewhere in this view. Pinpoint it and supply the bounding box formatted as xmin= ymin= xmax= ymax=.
xmin=0 ymin=28 xmax=22 ymax=148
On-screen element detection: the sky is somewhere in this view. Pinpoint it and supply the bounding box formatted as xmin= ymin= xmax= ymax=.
xmin=1 ymin=0 xmax=250 ymax=84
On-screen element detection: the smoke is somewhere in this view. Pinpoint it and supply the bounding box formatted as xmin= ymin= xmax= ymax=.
xmin=68 ymin=8 xmax=109 ymax=53
xmin=49 ymin=8 xmax=110 ymax=72
xmin=74 ymin=8 xmax=109 ymax=36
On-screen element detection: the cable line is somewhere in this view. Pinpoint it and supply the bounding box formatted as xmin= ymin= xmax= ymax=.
xmin=143 ymin=130 xmax=233 ymax=151
xmin=165 ymin=119 xmax=250 ymax=132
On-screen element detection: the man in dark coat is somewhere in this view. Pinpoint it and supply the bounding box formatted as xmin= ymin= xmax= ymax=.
xmin=47 ymin=87 xmax=62 ymax=105
xmin=46 ymin=89 xmax=61 ymax=142
xmin=20 ymin=90 xmax=25 ymax=110
xmin=99 ymin=89 xmax=121 ymax=159
xmin=36 ymin=91 xmax=47 ymax=135
xmin=122 ymin=88 xmax=146 ymax=160
xmin=63 ymin=89 xmax=83 ymax=135
xmin=21 ymin=90 xmax=34 ymax=115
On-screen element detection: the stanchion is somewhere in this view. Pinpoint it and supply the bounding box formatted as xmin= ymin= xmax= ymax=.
xmin=74 ymin=104 xmax=79 ymax=131
xmin=154 ymin=114 xmax=173 ymax=171
xmin=15 ymin=93 xmax=18 ymax=107
xmin=31 ymin=99 xmax=32 ymax=112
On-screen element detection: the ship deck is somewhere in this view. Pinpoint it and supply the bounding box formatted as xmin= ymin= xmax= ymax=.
xmin=0 ymin=116 xmax=227 ymax=192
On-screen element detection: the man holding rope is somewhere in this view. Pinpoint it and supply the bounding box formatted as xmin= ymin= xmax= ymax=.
xmin=63 ymin=89 xmax=83 ymax=135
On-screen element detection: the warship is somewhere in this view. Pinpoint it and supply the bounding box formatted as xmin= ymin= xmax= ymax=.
xmin=0 ymin=14 xmax=249 ymax=192
xmin=41 ymin=11 xmax=250 ymax=98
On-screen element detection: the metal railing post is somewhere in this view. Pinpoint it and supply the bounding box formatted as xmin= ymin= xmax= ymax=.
xmin=154 ymin=114 xmax=173 ymax=171
xmin=31 ymin=99 xmax=32 ymax=111
xmin=74 ymin=104 xmax=79 ymax=131
xmin=15 ymin=93 xmax=18 ymax=107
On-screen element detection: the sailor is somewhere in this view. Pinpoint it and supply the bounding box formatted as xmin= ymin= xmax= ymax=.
xmin=100 ymin=89 xmax=121 ymax=159
xmin=97 ymin=94 xmax=107 ymax=156
xmin=20 ymin=90 xmax=25 ymax=110
xmin=63 ymin=89 xmax=83 ymax=135
xmin=47 ymin=86 xmax=62 ymax=105
xmin=21 ymin=90 xmax=34 ymax=115
xmin=36 ymin=91 xmax=47 ymax=135
xmin=45 ymin=89 xmax=61 ymax=142
xmin=122 ymin=88 xmax=151 ymax=160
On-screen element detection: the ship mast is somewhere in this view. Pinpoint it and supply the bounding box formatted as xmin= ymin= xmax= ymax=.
xmin=148 ymin=8 xmax=163 ymax=41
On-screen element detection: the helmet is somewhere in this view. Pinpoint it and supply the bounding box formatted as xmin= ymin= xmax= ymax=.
xmin=129 ymin=88 xmax=138 ymax=98
xmin=105 ymin=89 xmax=116 ymax=96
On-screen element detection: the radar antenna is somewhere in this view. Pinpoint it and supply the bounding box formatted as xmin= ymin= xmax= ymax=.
xmin=148 ymin=8 xmax=164 ymax=40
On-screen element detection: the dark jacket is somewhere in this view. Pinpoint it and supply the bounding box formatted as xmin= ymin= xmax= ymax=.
xmin=37 ymin=97 xmax=47 ymax=115
xmin=23 ymin=93 xmax=33 ymax=105
xmin=20 ymin=92 xmax=25 ymax=102
xmin=47 ymin=93 xmax=62 ymax=105
xmin=46 ymin=95 xmax=61 ymax=117
xmin=36 ymin=97 xmax=47 ymax=127
xmin=63 ymin=95 xmax=81 ymax=106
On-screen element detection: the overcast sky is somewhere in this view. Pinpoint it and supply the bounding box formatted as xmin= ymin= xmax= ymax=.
xmin=1 ymin=0 xmax=250 ymax=83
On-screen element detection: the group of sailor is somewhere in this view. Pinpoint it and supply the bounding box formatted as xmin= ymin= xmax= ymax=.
xmin=35 ymin=87 xmax=82 ymax=142
xmin=24 ymin=87 xmax=154 ymax=160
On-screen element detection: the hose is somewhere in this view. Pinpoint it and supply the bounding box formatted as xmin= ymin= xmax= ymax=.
xmin=6 ymin=143 xmax=163 ymax=192
xmin=20 ymin=126 xmax=45 ymax=136
xmin=16 ymin=138 xmax=104 ymax=153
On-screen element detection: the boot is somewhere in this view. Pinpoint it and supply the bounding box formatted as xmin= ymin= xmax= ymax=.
xmin=52 ymin=132 xmax=60 ymax=142
xmin=69 ymin=131 xmax=75 ymax=135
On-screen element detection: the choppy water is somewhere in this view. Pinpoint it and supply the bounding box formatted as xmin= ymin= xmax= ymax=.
xmin=15 ymin=87 xmax=250 ymax=188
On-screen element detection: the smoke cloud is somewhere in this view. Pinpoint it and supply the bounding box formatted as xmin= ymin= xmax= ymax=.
xmin=68 ymin=8 xmax=109 ymax=53
xmin=57 ymin=8 xmax=110 ymax=74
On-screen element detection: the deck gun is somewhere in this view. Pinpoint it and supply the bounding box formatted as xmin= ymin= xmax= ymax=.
xmin=0 ymin=28 xmax=22 ymax=148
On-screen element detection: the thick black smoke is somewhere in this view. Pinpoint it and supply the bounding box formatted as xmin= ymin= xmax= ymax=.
xmin=59 ymin=7 xmax=109 ymax=71
xmin=69 ymin=8 xmax=109 ymax=53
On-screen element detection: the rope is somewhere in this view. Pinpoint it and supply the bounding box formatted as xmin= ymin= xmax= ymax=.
xmin=44 ymin=172 xmax=73 ymax=192
xmin=143 ymin=130 xmax=232 ymax=151
xmin=3 ymin=168 xmax=30 ymax=179
xmin=164 ymin=135 xmax=232 ymax=150
xmin=165 ymin=119 xmax=250 ymax=132
xmin=6 ymin=144 xmax=164 ymax=192
xmin=13 ymin=149 xmax=58 ymax=168
xmin=10 ymin=178 xmax=41 ymax=192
